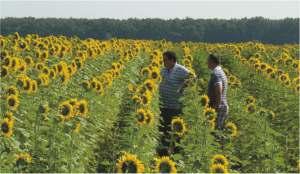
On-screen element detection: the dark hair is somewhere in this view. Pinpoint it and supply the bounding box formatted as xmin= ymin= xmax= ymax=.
xmin=208 ymin=54 xmax=220 ymax=65
xmin=163 ymin=51 xmax=177 ymax=62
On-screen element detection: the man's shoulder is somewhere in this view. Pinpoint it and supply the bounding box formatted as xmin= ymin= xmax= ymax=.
xmin=213 ymin=66 xmax=225 ymax=75
xmin=175 ymin=63 xmax=189 ymax=73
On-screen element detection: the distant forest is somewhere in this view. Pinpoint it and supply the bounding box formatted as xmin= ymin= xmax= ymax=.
xmin=0 ymin=17 xmax=299 ymax=44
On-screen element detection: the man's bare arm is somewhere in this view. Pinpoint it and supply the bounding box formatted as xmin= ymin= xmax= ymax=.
xmin=214 ymin=83 xmax=222 ymax=109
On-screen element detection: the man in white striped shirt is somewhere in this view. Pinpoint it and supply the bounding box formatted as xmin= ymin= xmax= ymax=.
xmin=158 ymin=51 xmax=190 ymax=156
xmin=207 ymin=54 xmax=229 ymax=130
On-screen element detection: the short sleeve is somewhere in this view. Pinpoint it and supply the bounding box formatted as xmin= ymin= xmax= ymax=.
xmin=177 ymin=66 xmax=190 ymax=81
xmin=213 ymin=74 xmax=222 ymax=86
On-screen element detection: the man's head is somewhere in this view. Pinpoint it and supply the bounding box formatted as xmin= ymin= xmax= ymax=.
xmin=163 ymin=51 xmax=177 ymax=69
xmin=207 ymin=54 xmax=220 ymax=70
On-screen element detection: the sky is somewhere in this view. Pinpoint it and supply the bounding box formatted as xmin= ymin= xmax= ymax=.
xmin=0 ymin=0 xmax=299 ymax=19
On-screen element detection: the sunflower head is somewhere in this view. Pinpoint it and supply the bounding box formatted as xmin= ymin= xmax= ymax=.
xmin=136 ymin=108 xmax=147 ymax=125
xmin=127 ymin=83 xmax=137 ymax=93
xmin=136 ymin=108 xmax=153 ymax=125
xmin=144 ymin=79 xmax=156 ymax=92
xmin=39 ymin=103 xmax=50 ymax=114
xmin=58 ymin=101 xmax=74 ymax=121
xmin=76 ymin=99 xmax=88 ymax=117
xmin=7 ymin=95 xmax=20 ymax=111
xmin=225 ymin=122 xmax=238 ymax=138
xmin=246 ymin=103 xmax=256 ymax=113
xmin=154 ymin=156 xmax=177 ymax=173
xmin=211 ymin=154 xmax=229 ymax=167
xmin=245 ymin=96 xmax=256 ymax=105
xmin=171 ymin=117 xmax=187 ymax=137
xmin=200 ymin=95 xmax=209 ymax=107
xmin=204 ymin=107 xmax=217 ymax=120
xmin=141 ymin=90 xmax=152 ymax=105
xmin=209 ymin=163 xmax=229 ymax=174
xmin=16 ymin=152 xmax=32 ymax=166
xmin=1 ymin=118 xmax=14 ymax=138
xmin=132 ymin=95 xmax=142 ymax=104
xmin=141 ymin=67 xmax=150 ymax=77
xmin=1 ymin=66 xmax=9 ymax=77
xmin=116 ymin=152 xmax=145 ymax=173
xmin=5 ymin=111 xmax=14 ymax=122
xmin=279 ymin=73 xmax=289 ymax=83
xmin=150 ymin=67 xmax=160 ymax=80
xmin=7 ymin=85 xmax=19 ymax=96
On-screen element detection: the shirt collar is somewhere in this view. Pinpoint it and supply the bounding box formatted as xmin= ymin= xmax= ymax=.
xmin=167 ymin=63 xmax=177 ymax=72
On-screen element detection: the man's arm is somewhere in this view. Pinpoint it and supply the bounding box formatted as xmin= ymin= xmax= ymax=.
xmin=177 ymin=70 xmax=196 ymax=93
xmin=214 ymin=83 xmax=222 ymax=109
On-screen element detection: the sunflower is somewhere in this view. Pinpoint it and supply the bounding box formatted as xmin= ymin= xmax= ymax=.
xmin=74 ymin=58 xmax=83 ymax=69
xmin=82 ymin=80 xmax=90 ymax=90
xmin=144 ymin=79 xmax=156 ymax=92
xmin=245 ymin=96 xmax=256 ymax=104
xmin=266 ymin=67 xmax=274 ymax=74
xmin=246 ymin=103 xmax=256 ymax=113
xmin=16 ymin=152 xmax=32 ymax=165
xmin=61 ymin=72 xmax=71 ymax=85
xmin=35 ymin=63 xmax=44 ymax=71
xmin=58 ymin=101 xmax=74 ymax=121
xmin=209 ymin=119 xmax=216 ymax=130
xmin=7 ymin=95 xmax=20 ymax=111
xmin=10 ymin=57 xmax=19 ymax=70
xmin=136 ymin=108 xmax=147 ymax=125
xmin=37 ymin=74 xmax=49 ymax=86
xmin=171 ymin=117 xmax=187 ymax=137
xmin=0 ymin=50 xmax=9 ymax=59
xmin=1 ymin=66 xmax=9 ymax=77
xmin=145 ymin=110 xmax=154 ymax=124
xmin=23 ymin=78 xmax=33 ymax=93
xmin=76 ymin=99 xmax=89 ymax=117
xmin=1 ymin=118 xmax=14 ymax=138
xmin=260 ymin=63 xmax=268 ymax=71
xmin=141 ymin=90 xmax=152 ymax=105
xmin=24 ymin=56 xmax=34 ymax=66
xmin=293 ymin=77 xmax=300 ymax=85
xmin=132 ymin=95 xmax=142 ymax=104
xmin=284 ymin=58 xmax=293 ymax=66
xmin=268 ymin=72 xmax=277 ymax=79
xmin=150 ymin=67 xmax=160 ymax=80
xmin=30 ymin=80 xmax=38 ymax=93
xmin=154 ymin=156 xmax=177 ymax=173
xmin=127 ymin=83 xmax=136 ymax=93
xmin=204 ymin=107 xmax=217 ymax=121
xmin=3 ymin=57 xmax=12 ymax=67
xmin=225 ymin=122 xmax=238 ymax=138
xmin=211 ymin=154 xmax=229 ymax=167
xmin=49 ymin=69 xmax=56 ymax=79
xmin=209 ymin=164 xmax=229 ymax=174
xmin=200 ymin=95 xmax=209 ymax=107
xmin=116 ymin=152 xmax=145 ymax=173
xmin=5 ymin=111 xmax=14 ymax=122
xmin=279 ymin=73 xmax=289 ymax=83
xmin=6 ymin=85 xmax=19 ymax=96
xmin=95 ymin=81 xmax=104 ymax=95
xmin=39 ymin=103 xmax=50 ymax=114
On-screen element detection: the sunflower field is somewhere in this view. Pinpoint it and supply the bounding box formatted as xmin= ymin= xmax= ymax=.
xmin=0 ymin=33 xmax=299 ymax=173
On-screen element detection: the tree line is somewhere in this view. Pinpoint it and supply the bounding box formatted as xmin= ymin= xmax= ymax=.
xmin=0 ymin=17 xmax=299 ymax=44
